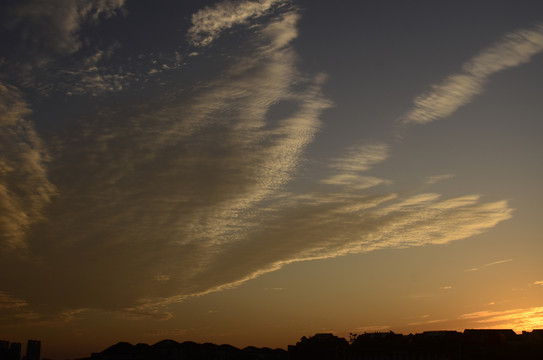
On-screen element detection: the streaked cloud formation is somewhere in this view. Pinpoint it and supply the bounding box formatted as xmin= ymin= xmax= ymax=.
xmin=424 ymin=174 xmax=455 ymax=185
xmin=321 ymin=143 xmax=390 ymax=189
xmin=0 ymin=83 xmax=56 ymax=250
xmin=5 ymin=0 xmax=125 ymax=55
xmin=188 ymin=0 xmax=288 ymax=47
xmin=1 ymin=5 xmax=334 ymax=318
xmin=460 ymin=307 xmax=543 ymax=332
xmin=0 ymin=291 xmax=28 ymax=309
xmin=402 ymin=23 xmax=543 ymax=124
xmin=465 ymin=259 xmax=513 ymax=272
xmin=1 ymin=0 xmax=533 ymax=327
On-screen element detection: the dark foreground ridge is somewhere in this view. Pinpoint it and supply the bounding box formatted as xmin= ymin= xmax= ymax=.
xmin=3 ymin=329 xmax=543 ymax=360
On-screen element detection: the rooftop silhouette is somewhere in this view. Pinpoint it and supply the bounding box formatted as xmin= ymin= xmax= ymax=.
xmin=0 ymin=340 xmax=40 ymax=360
xmin=3 ymin=329 xmax=543 ymax=360
xmin=74 ymin=329 xmax=543 ymax=360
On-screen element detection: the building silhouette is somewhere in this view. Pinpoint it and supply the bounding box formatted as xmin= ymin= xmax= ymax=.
xmin=287 ymin=333 xmax=349 ymax=360
xmin=10 ymin=343 xmax=21 ymax=360
xmin=25 ymin=340 xmax=40 ymax=360
xmin=4 ymin=329 xmax=543 ymax=360
xmin=288 ymin=329 xmax=543 ymax=360
xmin=0 ymin=341 xmax=22 ymax=360
xmin=74 ymin=330 xmax=543 ymax=360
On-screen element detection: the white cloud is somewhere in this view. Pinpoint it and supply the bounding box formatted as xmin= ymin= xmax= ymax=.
xmin=402 ymin=23 xmax=543 ymax=125
xmin=187 ymin=0 xmax=288 ymax=47
xmin=463 ymin=24 xmax=543 ymax=76
xmin=403 ymin=74 xmax=482 ymax=125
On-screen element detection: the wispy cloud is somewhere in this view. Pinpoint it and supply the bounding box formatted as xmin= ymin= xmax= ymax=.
xmin=140 ymin=192 xmax=511 ymax=312
xmin=321 ymin=143 xmax=391 ymax=189
xmin=5 ymin=0 xmax=126 ymax=56
xmin=408 ymin=318 xmax=448 ymax=326
xmin=0 ymin=7 xmax=333 ymax=317
xmin=330 ymin=143 xmax=390 ymax=173
xmin=0 ymin=1 xmax=518 ymax=324
xmin=424 ymin=174 xmax=455 ymax=185
xmin=0 ymin=291 xmax=28 ymax=309
xmin=0 ymin=0 xmax=132 ymax=96
xmin=402 ymin=23 xmax=543 ymax=125
xmin=187 ymin=0 xmax=288 ymax=47
xmin=0 ymin=83 xmax=57 ymax=250
xmin=465 ymin=259 xmax=513 ymax=272
xmin=460 ymin=307 xmax=543 ymax=331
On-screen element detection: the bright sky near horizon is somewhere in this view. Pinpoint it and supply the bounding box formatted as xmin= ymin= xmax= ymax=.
xmin=1 ymin=0 xmax=543 ymax=358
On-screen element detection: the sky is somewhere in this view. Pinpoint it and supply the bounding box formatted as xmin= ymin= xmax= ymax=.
xmin=1 ymin=0 xmax=543 ymax=358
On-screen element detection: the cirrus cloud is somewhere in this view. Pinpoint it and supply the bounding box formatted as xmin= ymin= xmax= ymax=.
xmin=0 ymin=1 xmax=517 ymax=325
xmin=402 ymin=23 xmax=543 ymax=125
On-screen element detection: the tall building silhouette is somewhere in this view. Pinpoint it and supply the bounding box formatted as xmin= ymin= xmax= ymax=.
xmin=0 ymin=341 xmax=21 ymax=360
xmin=25 ymin=341 xmax=40 ymax=360
xmin=10 ymin=343 xmax=21 ymax=360
xmin=0 ymin=341 xmax=10 ymax=360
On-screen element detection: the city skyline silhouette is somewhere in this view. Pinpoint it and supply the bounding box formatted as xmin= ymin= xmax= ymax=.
xmin=3 ymin=329 xmax=543 ymax=360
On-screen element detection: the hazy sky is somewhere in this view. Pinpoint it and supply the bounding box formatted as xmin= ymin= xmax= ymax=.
xmin=1 ymin=0 xmax=543 ymax=358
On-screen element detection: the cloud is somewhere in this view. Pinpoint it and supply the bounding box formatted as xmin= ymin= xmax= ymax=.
xmin=118 ymin=309 xmax=174 ymax=321
xmin=187 ymin=0 xmax=288 ymax=47
xmin=465 ymin=259 xmax=513 ymax=272
xmin=0 ymin=3 xmax=516 ymax=325
xmin=424 ymin=174 xmax=455 ymax=185
xmin=146 ymin=192 xmax=511 ymax=312
xmin=321 ymin=143 xmax=391 ymax=189
xmin=330 ymin=143 xmax=390 ymax=173
xmin=155 ymin=274 xmax=171 ymax=282
xmin=533 ymin=281 xmax=543 ymax=286
xmin=0 ymin=8 xmax=333 ymax=316
xmin=459 ymin=307 xmax=543 ymax=331
xmin=402 ymin=23 xmax=543 ymax=125
xmin=408 ymin=318 xmax=447 ymax=326
xmin=0 ymin=0 xmax=130 ymax=96
xmin=0 ymin=293 xmax=88 ymax=325
xmin=0 ymin=83 xmax=57 ymax=251
xmin=4 ymin=0 xmax=126 ymax=56
xmin=0 ymin=291 xmax=28 ymax=309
